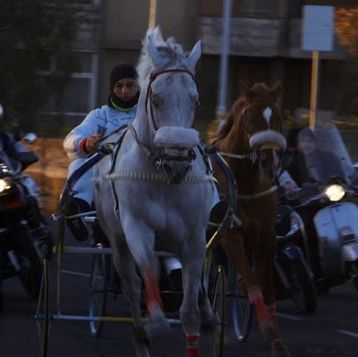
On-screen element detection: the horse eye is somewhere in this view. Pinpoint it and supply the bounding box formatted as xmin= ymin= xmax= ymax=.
xmin=191 ymin=94 xmax=200 ymax=108
xmin=246 ymin=121 xmax=256 ymax=133
xmin=151 ymin=93 xmax=163 ymax=108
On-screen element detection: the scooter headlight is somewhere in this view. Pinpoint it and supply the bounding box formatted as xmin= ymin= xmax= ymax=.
xmin=0 ymin=178 xmax=13 ymax=193
xmin=325 ymin=184 xmax=345 ymax=202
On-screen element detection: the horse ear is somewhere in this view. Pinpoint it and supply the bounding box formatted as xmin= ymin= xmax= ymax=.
xmin=271 ymin=80 xmax=283 ymax=101
xmin=186 ymin=40 xmax=201 ymax=71
xmin=239 ymin=80 xmax=250 ymax=94
xmin=147 ymin=27 xmax=170 ymax=68
xmin=147 ymin=32 xmax=160 ymax=67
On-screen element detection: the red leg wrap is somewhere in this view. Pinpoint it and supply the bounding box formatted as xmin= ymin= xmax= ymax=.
xmin=144 ymin=267 xmax=163 ymax=316
xmin=186 ymin=335 xmax=199 ymax=357
xmin=248 ymin=286 xmax=270 ymax=332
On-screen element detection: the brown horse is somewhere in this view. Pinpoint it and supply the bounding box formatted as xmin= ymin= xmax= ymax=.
xmin=208 ymin=82 xmax=290 ymax=356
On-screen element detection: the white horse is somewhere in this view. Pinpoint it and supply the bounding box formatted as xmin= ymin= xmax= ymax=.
xmin=93 ymin=28 xmax=217 ymax=357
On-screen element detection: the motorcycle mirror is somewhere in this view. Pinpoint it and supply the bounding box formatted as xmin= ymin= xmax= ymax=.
xmin=23 ymin=132 xmax=37 ymax=144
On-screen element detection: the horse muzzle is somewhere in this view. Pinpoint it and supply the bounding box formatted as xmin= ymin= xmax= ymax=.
xmin=152 ymin=126 xmax=200 ymax=184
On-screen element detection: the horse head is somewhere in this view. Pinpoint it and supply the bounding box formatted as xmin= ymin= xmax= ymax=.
xmin=135 ymin=27 xmax=202 ymax=183
xmin=235 ymin=81 xmax=286 ymax=181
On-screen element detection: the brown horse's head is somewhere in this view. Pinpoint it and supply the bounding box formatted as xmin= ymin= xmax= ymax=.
xmin=211 ymin=82 xmax=286 ymax=182
xmin=242 ymin=82 xmax=286 ymax=180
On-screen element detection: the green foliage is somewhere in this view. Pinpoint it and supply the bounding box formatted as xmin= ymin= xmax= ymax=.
xmin=0 ymin=0 xmax=81 ymax=131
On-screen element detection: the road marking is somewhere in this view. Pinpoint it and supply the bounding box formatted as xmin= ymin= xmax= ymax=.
xmin=336 ymin=329 xmax=358 ymax=338
xmin=61 ymin=269 xmax=91 ymax=278
xmin=277 ymin=313 xmax=306 ymax=321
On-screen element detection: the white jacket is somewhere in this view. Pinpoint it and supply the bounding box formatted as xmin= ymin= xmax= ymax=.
xmin=63 ymin=104 xmax=137 ymax=204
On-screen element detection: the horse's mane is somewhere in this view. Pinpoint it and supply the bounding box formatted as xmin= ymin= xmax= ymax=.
xmin=136 ymin=27 xmax=188 ymax=89
xmin=208 ymin=82 xmax=277 ymax=143
xmin=208 ymin=96 xmax=247 ymax=143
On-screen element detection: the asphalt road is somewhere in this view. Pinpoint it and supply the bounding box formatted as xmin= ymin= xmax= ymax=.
xmin=1 ymin=222 xmax=358 ymax=357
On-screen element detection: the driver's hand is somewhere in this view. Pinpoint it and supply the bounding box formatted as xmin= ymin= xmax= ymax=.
xmin=85 ymin=133 xmax=103 ymax=154
xmin=283 ymin=181 xmax=298 ymax=194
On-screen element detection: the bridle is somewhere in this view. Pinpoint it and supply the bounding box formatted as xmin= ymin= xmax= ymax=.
xmin=240 ymin=101 xmax=283 ymax=141
xmin=219 ymin=101 xmax=283 ymax=164
xmin=127 ymin=67 xmax=199 ymax=183
xmin=217 ymin=100 xmax=285 ymax=200
xmin=145 ymin=67 xmax=194 ymax=131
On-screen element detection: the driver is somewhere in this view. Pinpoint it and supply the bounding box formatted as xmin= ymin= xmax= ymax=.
xmin=63 ymin=64 xmax=140 ymax=243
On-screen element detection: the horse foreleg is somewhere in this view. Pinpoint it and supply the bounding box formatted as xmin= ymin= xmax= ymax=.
xmin=220 ymin=230 xmax=259 ymax=288
xmin=111 ymin=240 xmax=143 ymax=328
xmin=110 ymin=240 xmax=152 ymax=356
xmin=143 ymin=265 xmax=164 ymax=320
xmin=198 ymin=287 xmax=216 ymax=331
xmin=180 ymin=237 xmax=206 ymax=357
xmin=221 ymin=231 xmax=273 ymax=342
xmin=258 ymin=230 xmax=290 ymax=356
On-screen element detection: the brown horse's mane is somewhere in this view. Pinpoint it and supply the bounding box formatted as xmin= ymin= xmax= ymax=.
xmin=208 ymin=82 xmax=276 ymax=143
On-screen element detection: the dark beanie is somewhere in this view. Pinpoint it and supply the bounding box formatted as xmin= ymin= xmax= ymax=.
xmin=109 ymin=64 xmax=137 ymax=92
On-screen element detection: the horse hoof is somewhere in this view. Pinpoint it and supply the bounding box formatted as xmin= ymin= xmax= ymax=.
xmin=133 ymin=326 xmax=151 ymax=345
xmin=270 ymin=339 xmax=291 ymax=357
xmin=132 ymin=327 xmax=151 ymax=357
xmin=133 ymin=341 xmax=151 ymax=357
xmin=201 ymin=315 xmax=218 ymax=333
xmin=200 ymin=306 xmax=218 ymax=332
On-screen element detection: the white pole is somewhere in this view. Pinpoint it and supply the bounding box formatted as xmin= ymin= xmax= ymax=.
xmin=216 ymin=0 xmax=232 ymax=121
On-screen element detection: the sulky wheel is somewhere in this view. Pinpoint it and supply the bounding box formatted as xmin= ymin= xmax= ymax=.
xmin=209 ymin=264 xmax=226 ymax=357
xmin=88 ymin=253 xmax=109 ymax=337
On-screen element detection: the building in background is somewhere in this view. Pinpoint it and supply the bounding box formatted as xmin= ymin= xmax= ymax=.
xmin=37 ymin=0 xmax=102 ymax=130
xmin=40 ymin=0 xmax=357 ymax=131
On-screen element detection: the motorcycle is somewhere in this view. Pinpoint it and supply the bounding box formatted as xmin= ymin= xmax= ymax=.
xmin=285 ymin=123 xmax=358 ymax=294
xmin=274 ymin=204 xmax=317 ymax=314
xmin=0 ymin=131 xmax=44 ymax=303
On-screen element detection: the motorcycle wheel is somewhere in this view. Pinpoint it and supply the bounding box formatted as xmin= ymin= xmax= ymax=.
xmin=349 ymin=261 xmax=358 ymax=292
xmin=290 ymin=259 xmax=317 ymax=314
xmin=16 ymin=226 xmax=43 ymax=300
xmin=354 ymin=278 xmax=358 ymax=292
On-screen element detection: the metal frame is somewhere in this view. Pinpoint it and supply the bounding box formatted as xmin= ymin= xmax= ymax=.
xmin=35 ymin=213 xmax=181 ymax=330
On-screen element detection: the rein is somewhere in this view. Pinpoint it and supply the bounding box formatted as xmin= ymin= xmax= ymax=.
xmin=237 ymin=185 xmax=278 ymax=201
xmin=127 ymin=125 xmax=197 ymax=183
xmin=216 ymin=148 xmax=278 ymax=202
xmin=218 ymin=151 xmax=258 ymax=163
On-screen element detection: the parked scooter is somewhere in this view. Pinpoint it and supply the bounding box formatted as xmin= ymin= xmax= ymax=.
xmin=284 ymin=123 xmax=358 ymax=294
xmin=0 ymin=115 xmax=45 ymax=302
xmin=274 ymin=204 xmax=317 ymax=313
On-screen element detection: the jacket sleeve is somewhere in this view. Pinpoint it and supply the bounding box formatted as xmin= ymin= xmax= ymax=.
xmin=63 ymin=109 xmax=103 ymax=162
